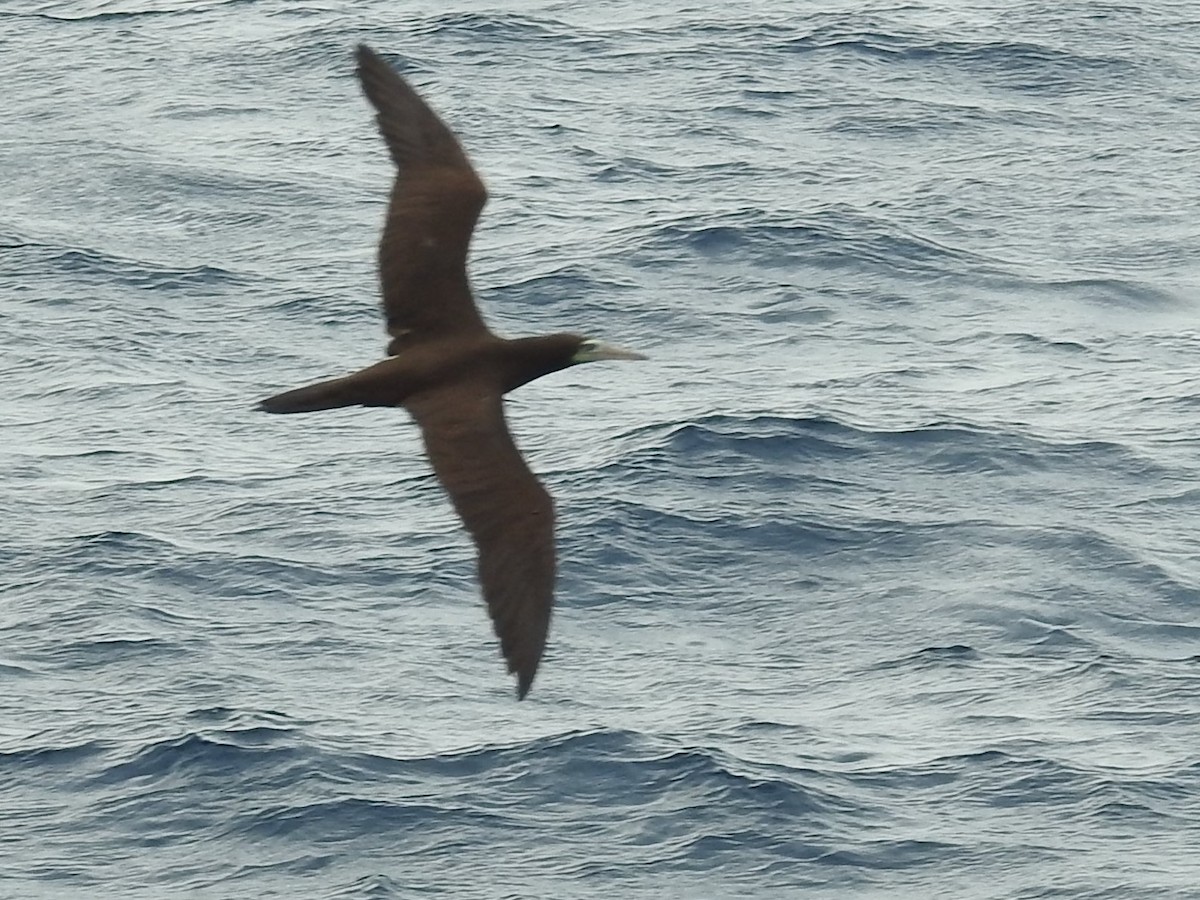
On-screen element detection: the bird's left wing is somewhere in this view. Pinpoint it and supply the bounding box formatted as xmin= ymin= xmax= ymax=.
xmin=356 ymin=44 xmax=491 ymax=353
xmin=406 ymin=384 xmax=556 ymax=699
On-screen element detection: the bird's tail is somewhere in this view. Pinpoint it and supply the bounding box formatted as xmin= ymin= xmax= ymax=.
xmin=258 ymin=361 xmax=403 ymax=414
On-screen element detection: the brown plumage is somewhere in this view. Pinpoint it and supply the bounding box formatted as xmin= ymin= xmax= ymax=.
xmin=258 ymin=44 xmax=645 ymax=699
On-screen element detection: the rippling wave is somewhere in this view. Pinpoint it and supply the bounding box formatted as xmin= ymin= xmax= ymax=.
xmin=3 ymin=0 xmax=1199 ymax=897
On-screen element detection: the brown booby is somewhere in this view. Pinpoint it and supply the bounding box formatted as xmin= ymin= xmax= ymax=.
xmin=258 ymin=44 xmax=646 ymax=699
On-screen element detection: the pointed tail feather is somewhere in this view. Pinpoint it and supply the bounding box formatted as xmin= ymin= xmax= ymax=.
xmin=258 ymin=363 xmax=402 ymax=414
xmin=258 ymin=377 xmax=358 ymax=414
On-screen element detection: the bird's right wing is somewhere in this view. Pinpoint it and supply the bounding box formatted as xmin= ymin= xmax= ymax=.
xmin=355 ymin=44 xmax=491 ymax=353
xmin=406 ymin=384 xmax=556 ymax=699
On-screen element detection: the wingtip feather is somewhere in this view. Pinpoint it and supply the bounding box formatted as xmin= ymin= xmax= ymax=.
xmin=516 ymin=673 xmax=533 ymax=701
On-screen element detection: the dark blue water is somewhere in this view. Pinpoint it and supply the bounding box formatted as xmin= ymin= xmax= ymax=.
xmin=3 ymin=1 xmax=1199 ymax=897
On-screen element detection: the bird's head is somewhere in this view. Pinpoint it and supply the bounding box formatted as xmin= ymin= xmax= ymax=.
xmin=570 ymin=337 xmax=648 ymax=364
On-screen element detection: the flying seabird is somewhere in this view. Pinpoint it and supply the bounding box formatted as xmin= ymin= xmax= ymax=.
xmin=258 ymin=44 xmax=646 ymax=699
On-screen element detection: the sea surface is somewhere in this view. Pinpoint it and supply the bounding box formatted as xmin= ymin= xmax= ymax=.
xmin=3 ymin=1 xmax=1199 ymax=897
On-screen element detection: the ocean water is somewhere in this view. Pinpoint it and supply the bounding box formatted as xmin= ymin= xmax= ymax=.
xmin=3 ymin=0 xmax=1199 ymax=896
